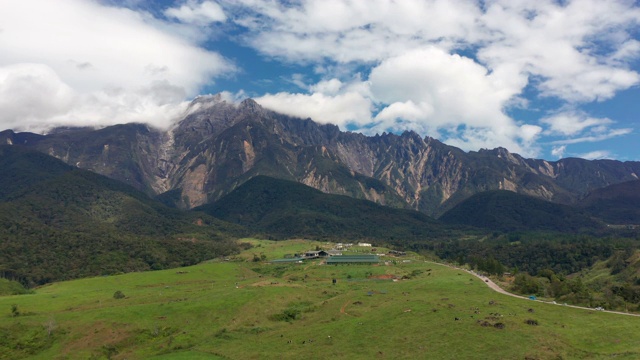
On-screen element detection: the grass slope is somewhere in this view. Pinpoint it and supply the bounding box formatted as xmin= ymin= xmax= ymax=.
xmin=197 ymin=175 xmax=446 ymax=241
xmin=1 ymin=239 xmax=639 ymax=359
xmin=0 ymin=145 xmax=244 ymax=286
xmin=439 ymin=190 xmax=601 ymax=232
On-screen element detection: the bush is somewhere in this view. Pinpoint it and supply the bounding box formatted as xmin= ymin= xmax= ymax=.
xmin=113 ymin=290 xmax=125 ymax=299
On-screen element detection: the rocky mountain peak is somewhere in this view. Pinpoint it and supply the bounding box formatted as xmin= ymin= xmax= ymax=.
xmin=239 ymin=98 xmax=266 ymax=116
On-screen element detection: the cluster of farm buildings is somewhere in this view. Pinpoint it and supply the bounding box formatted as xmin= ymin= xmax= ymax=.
xmin=271 ymin=242 xmax=407 ymax=265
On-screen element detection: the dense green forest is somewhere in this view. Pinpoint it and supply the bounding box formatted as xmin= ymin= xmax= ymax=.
xmin=0 ymin=146 xmax=245 ymax=287
xmin=438 ymin=190 xmax=602 ymax=232
xmin=413 ymin=232 xmax=640 ymax=311
xmin=578 ymin=180 xmax=640 ymax=225
xmin=197 ymin=175 xmax=458 ymax=242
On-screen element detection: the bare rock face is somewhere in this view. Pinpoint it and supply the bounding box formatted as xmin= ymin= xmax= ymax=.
xmin=5 ymin=96 xmax=640 ymax=216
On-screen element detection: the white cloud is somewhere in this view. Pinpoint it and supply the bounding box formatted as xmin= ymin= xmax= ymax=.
xmin=0 ymin=0 xmax=234 ymax=131
xmin=550 ymin=128 xmax=633 ymax=145
xmin=575 ymin=150 xmax=613 ymax=160
xmin=225 ymin=0 xmax=640 ymax=156
xmin=256 ymin=91 xmax=372 ymax=128
xmin=309 ymin=78 xmax=344 ymax=95
xmin=541 ymin=109 xmax=632 ymax=147
xmin=164 ymin=1 xmax=226 ymax=26
xmin=478 ymin=0 xmax=640 ymax=103
xmin=228 ymin=0 xmax=483 ymax=63
xmin=0 ymin=64 xmax=75 ymax=131
xmin=367 ymin=47 xmax=541 ymax=155
xmin=229 ymin=0 xmax=640 ymax=103
xmin=551 ymin=145 xmax=567 ymax=159
xmin=1 ymin=0 xmax=638 ymax=160
xmin=541 ymin=111 xmax=613 ymax=136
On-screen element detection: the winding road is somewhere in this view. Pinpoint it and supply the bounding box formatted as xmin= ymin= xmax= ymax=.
xmin=429 ymin=261 xmax=640 ymax=318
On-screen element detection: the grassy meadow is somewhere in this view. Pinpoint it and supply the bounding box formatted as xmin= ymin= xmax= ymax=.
xmin=1 ymin=239 xmax=639 ymax=359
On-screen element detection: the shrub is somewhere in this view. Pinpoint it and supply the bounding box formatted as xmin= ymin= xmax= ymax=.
xmin=11 ymin=304 xmax=20 ymax=317
xmin=113 ymin=290 xmax=125 ymax=299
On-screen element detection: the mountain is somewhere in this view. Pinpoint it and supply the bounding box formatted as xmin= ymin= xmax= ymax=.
xmin=2 ymin=94 xmax=640 ymax=216
xmin=439 ymin=190 xmax=601 ymax=232
xmin=0 ymin=145 xmax=243 ymax=286
xmin=196 ymin=175 xmax=447 ymax=241
xmin=578 ymin=180 xmax=640 ymax=225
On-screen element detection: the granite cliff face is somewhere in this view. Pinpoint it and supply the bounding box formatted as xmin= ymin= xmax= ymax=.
xmin=2 ymin=95 xmax=639 ymax=216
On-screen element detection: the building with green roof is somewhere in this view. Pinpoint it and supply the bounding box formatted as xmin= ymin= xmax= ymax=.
xmin=326 ymin=255 xmax=379 ymax=265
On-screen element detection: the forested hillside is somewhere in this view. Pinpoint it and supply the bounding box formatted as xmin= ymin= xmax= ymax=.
xmin=0 ymin=146 xmax=244 ymax=286
xmin=196 ymin=175 xmax=453 ymax=242
xmin=439 ymin=190 xmax=601 ymax=232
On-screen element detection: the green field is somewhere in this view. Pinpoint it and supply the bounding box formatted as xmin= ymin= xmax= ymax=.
xmin=1 ymin=239 xmax=639 ymax=359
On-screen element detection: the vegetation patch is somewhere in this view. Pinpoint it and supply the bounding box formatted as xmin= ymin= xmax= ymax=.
xmin=268 ymin=301 xmax=316 ymax=322
xmin=0 ymin=322 xmax=61 ymax=358
xmin=0 ymin=279 xmax=33 ymax=296
xmin=251 ymin=265 xmax=289 ymax=278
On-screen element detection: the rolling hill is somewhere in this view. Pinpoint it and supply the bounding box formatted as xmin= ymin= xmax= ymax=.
xmin=1 ymin=240 xmax=639 ymax=359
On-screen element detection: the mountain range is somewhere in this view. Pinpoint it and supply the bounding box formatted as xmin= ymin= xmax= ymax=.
xmin=1 ymin=94 xmax=639 ymax=219
xmin=1 ymin=140 xmax=638 ymax=286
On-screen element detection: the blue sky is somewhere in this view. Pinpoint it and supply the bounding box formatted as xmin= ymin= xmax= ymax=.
xmin=1 ymin=0 xmax=639 ymax=161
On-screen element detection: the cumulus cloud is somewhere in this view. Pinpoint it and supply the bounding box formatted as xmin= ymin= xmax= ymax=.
xmin=229 ymin=0 xmax=640 ymax=101
xmin=225 ymin=0 xmax=640 ymax=156
xmin=365 ymin=47 xmax=542 ymax=153
xmin=0 ymin=0 xmax=234 ymax=131
xmin=478 ymin=0 xmax=640 ymax=103
xmin=0 ymin=64 xmax=75 ymax=131
xmin=256 ymin=91 xmax=372 ymax=128
xmin=541 ymin=111 xmax=613 ymax=136
xmin=164 ymin=1 xmax=226 ymax=26
xmin=228 ymin=0 xmax=483 ymax=63
xmin=2 ymin=0 xmax=639 ymax=159
xmin=543 ymin=110 xmax=632 ymax=146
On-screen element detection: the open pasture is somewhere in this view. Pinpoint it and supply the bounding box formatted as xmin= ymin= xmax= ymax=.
xmin=1 ymin=240 xmax=639 ymax=359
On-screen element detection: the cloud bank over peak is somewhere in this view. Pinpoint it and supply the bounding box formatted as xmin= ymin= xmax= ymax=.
xmin=0 ymin=0 xmax=234 ymax=132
